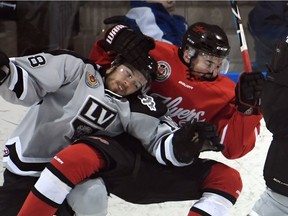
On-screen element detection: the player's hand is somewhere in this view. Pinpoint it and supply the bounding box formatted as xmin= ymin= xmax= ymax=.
xmin=172 ymin=120 xmax=222 ymax=163
xmin=266 ymin=39 xmax=288 ymax=87
xmin=0 ymin=51 xmax=10 ymax=85
xmin=235 ymin=71 xmax=265 ymax=115
xmin=103 ymin=25 xmax=155 ymax=61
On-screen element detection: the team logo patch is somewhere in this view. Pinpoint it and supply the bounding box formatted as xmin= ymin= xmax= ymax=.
xmin=156 ymin=61 xmax=171 ymax=82
xmin=138 ymin=94 xmax=156 ymax=111
xmin=85 ymin=71 xmax=99 ymax=88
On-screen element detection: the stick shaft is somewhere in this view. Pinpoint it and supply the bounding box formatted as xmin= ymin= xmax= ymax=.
xmin=230 ymin=0 xmax=252 ymax=72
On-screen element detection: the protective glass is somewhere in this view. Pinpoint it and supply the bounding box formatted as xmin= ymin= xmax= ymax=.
xmin=117 ymin=65 xmax=148 ymax=90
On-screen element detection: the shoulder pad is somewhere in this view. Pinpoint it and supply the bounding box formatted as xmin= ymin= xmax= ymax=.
xmin=128 ymin=94 xmax=167 ymax=117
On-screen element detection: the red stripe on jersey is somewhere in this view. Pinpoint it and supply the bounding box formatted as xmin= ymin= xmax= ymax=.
xmin=202 ymin=163 xmax=242 ymax=202
xmin=18 ymin=192 xmax=57 ymax=216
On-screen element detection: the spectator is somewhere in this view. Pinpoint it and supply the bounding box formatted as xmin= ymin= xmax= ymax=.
xmin=104 ymin=0 xmax=188 ymax=46
xmin=248 ymin=1 xmax=288 ymax=71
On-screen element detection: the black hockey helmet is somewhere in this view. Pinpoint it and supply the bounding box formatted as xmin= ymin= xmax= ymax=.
xmin=181 ymin=22 xmax=230 ymax=58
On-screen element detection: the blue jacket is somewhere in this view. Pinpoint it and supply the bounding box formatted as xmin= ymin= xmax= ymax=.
xmin=125 ymin=1 xmax=187 ymax=47
xmin=248 ymin=1 xmax=288 ymax=70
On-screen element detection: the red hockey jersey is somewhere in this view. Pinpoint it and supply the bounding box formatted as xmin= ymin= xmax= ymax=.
xmin=89 ymin=40 xmax=262 ymax=159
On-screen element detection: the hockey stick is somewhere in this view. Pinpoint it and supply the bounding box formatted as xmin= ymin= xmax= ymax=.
xmin=230 ymin=0 xmax=252 ymax=72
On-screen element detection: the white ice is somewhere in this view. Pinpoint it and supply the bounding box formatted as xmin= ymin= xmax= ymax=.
xmin=0 ymin=97 xmax=271 ymax=216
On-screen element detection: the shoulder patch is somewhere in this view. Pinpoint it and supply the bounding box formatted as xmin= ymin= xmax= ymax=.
xmin=128 ymin=94 xmax=168 ymax=117
xmin=85 ymin=71 xmax=100 ymax=88
xmin=138 ymin=94 xmax=156 ymax=111
xmin=156 ymin=60 xmax=171 ymax=82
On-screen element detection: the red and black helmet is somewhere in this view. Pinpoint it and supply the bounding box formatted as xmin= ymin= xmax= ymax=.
xmin=181 ymin=22 xmax=230 ymax=58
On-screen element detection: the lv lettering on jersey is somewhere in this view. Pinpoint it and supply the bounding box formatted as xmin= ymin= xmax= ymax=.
xmin=71 ymin=97 xmax=117 ymax=140
xmin=151 ymin=93 xmax=206 ymax=126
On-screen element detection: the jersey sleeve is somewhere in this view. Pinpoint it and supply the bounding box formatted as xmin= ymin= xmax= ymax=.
xmin=126 ymin=94 xmax=191 ymax=167
xmin=216 ymin=99 xmax=262 ymax=159
xmin=203 ymin=76 xmax=262 ymax=159
xmin=0 ymin=51 xmax=86 ymax=106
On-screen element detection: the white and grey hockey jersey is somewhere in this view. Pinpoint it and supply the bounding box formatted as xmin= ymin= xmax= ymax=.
xmin=0 ymin=50 xmax=185 ymax=177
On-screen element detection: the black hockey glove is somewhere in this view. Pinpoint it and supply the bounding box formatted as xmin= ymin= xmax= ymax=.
xmin=235 ymin=72 xmax=265 ymax=115
xmin=266 ymin=39 xmax=288 ymax=87
xmin=0 ymin=51 xmax=10 ymax=85
xmin=103 ymin=25 xmax=155 ymax=62
xmin=172 ymin=121 xmax=223 ymax=163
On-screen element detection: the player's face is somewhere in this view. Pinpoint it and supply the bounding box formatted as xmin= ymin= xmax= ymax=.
xmin=105 ymin=64 xmax=147 ymax=96
xmin=191 ymin=52 xmax=225 ymax=79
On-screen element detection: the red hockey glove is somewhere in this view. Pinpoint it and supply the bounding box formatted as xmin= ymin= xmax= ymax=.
xmin=103 ymin=25 xmax=155 ymax=61
xmin=172 ymin=121 xmax=223 ymax=163
xmin=0 ymin=51 xmax=10 ymax=85
xmin=266 ymin=39 xmax=288 ymax=87
xmin=235 ymin=72 xmax=265 ymax=115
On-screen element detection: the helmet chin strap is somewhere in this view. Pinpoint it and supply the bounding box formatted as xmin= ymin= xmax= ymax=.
xmin=189 ymin=70 xmax=216 ymax=81
xmin=187 ymin=58 xmax=217 ymax=81
xmin=192 ymin=70 xmax=214 ymax=77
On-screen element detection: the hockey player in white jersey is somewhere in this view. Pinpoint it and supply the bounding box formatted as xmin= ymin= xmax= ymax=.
xmin=0 ymin=25 xmax=222 ymax=215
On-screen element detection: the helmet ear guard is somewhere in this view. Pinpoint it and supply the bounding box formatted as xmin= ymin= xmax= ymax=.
xmin=187 ymin=47 xmax=197 ymax=59
xmin=219 ymin=57 xmax=230 ymax=74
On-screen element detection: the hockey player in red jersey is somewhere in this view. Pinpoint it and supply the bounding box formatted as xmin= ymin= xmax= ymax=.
xmin=90 ymin=22 xmax=265 ymax=160
xmin=15 ymin=24 xmax=257 ymax=216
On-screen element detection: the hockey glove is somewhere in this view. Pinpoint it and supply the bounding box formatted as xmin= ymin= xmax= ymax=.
xmin=0 ymin=51 xmax=10 ymax=85
xmin=235 ymin=72 xmax=265 ymax=115
xmin=172 ymin=121 xmax=223 ymax=164
xmin=103 ymin=25 xmax=155 ymax=62
xmin=266 ymin=39 xmax=288 ymax=87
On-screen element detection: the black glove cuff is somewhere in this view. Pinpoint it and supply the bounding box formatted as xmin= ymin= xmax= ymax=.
xmin=237 ymin=104 xmax=260 ymax=115
xmin=104 ymin=25 xmax=129 ymax=51
xmin=173 ymin=144 xmax=200 ymax=164
xmin=0 ymin=65 xmax=10 ymax=85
